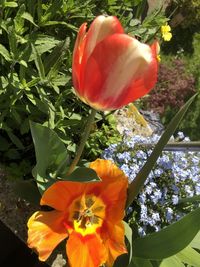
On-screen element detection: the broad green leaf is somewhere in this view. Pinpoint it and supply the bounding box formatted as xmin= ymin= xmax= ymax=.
xmin=127 ymin=93 xmax=198 ymax=207
xmin=160 ymin=256 xmax=184 ymax=267
xmin=13 ymin=180 xmax=41 ymax=205
xmin=59 ymin=167 xmax=100 ymax=182
xmin=132 ymin=207 xmax=200 ymax=259
xmin=190 ymin=230 xmax=200 ymax=250
xmin=176 ymin=246 xmax=200 ymax=266
xmin=113 ymin=254 xmax=129 ymax=267
xmin=178 ymin=195 xmax=200 ymax=204
xmin=132 ymin=257 xmax=153 ymax=267
xmin=30 ymin=121 xmax=69 ymax=194
xmin=123 ymin=221 xmax=133 ymax=263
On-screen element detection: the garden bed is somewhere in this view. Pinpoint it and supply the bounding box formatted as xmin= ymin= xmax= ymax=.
xmin=0 ymin=168 xmax=66 ymax=267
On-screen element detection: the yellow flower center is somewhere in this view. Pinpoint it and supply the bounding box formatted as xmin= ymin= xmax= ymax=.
xmin=69 ymin=194 xmax=106 ymax=236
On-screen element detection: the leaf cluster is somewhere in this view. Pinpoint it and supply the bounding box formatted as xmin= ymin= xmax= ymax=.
xmin=0 ymin=0 xmax=169 ymax=178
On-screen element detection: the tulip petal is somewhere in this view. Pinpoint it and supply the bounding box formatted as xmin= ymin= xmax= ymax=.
xmin=89 ymin=159 xmax=127 ymax=184
xmin=72 ymin=23 xmax=87 ymax=91
xmin=67 ymin=232 xmax=107 ymax=267
xmin=112 ymin=51 xmax=158 ymax=108
xmin=88 ymin=159 xmax=128 ymax=222
xmin=41 ymin=181 xmax=86 ymax=211
xmin=101 ymin=221 xmax=127 ymax=267
xmin=84 ymin=15 xmax=124 ymax=61
xmin=27 ymin=211 xmax=68 ymax=261
xmin=81 ymin=34 xmax=157 ymax=110
xmin=75 ymin=16 xmax=124 ymax=99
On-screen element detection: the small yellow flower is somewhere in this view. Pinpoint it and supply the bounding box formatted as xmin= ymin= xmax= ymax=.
xmin=157 ymin=54 xmax=161 ymax=62
xmin=161 ymin=23 xmax=172 ymax=41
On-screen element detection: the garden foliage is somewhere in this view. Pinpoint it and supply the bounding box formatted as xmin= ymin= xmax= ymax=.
xmin=0 ymin=0 xmax=168 ymax=177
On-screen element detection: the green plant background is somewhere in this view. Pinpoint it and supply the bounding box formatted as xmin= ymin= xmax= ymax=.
xmin=0 ymin=0 xmax=169 ymax=178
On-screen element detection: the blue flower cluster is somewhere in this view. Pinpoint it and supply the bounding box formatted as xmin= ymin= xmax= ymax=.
xmin=102 ymin=132 xmax=200 ymax=236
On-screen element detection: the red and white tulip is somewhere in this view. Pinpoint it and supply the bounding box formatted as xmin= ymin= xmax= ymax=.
xmin=72 ymin=15 xmax=158 ymax=111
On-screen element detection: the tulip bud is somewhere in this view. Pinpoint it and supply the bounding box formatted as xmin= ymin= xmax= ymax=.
xmin=72 ymin=15 xmax=158 ymax=111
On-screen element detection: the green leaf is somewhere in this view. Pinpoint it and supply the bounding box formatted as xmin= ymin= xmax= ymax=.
xmin=31 ymin=44 xmax=45 ymax=80
xmin=190 ymin=230 xmax=200 ymax=250
xmin=132 ymin=258 xmax=153 ymax=267
xmin=124 ymin=221 xmax=133 ymax=263
xmin=126 ymin=93 xmax=198 ymax=207
xmin=0 ymin=135 xmax=10 ymax=151
xmin=44 ymin=38 xmax=70 ymax=74
xmin=159 ymin=256 xmax=184 ymax=267
xmin=4 ymin=1 xmax=18 ymax=7
xmin=7 ymin=131 xmax=25 ymax=149
xmin=21 ymin=12 xmax=38 ymax=27
xmin=60 ymin=167 xmax=100 ymax=182
xmin=176 ymin=246 xmax=200 ymax=266
xmin=28 ymin=34 xmax=60 ymax=61
xmin=113 ymin=254 xmax=129 ymax=267
xmin=132 ymin=207 xmax=200 ymax=259
xmin=0 ymin=44 xmax=11 ymax=61
xmin=13 ymin=180 xmax=41 ymax=205
xmin=178 ymin=195 xmax=200 ymax=204
xmin=26 ymin=93 xmax=49 ymax=114
xmin=30 ymin=121 xmax=69 ymax=194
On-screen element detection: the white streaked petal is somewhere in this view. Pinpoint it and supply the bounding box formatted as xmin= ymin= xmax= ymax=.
xmin=86 ymin=16 xmax=121 ymax=60
xmin=102 ymin=39 xmax=152 ymax=101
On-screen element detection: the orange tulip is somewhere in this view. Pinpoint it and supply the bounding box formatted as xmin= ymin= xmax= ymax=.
xmin=72 ymin=15 xmax=158 ymax=111
xmin=27 ymin=159 xmax=128 ymax=267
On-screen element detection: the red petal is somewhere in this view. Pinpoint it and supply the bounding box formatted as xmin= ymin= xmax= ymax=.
xmin=72 ymin=23 xmax=87 ymax=91
xmin=84 ymin=16 xmax=124 ymax=61
xmin=80 ymin=34 xmax=157 ymax=110
xmin=112 ymin=53 xmax=158 ymax=108
xmin=77 ymin=16 xmax=124 ymax=98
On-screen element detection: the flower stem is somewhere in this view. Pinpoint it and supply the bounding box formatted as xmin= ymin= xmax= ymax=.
xmin=67 ymin=109 xmax=97 ymax=175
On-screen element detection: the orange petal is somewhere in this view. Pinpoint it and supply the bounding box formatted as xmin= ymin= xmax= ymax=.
xmin=89 ymin=159 xmax=128 ymax=184
xmin=27 ymin=210 xmax=68 ymax=261
xmin=88 ymin=159 xmax=128 ymax=222
xmin=101 ymin=221 xmax=127 ymax=267
xmin=41 ymin=181 xmax=86 ymax=211
xmin=67 ymin=232 xmax=107 ymax=267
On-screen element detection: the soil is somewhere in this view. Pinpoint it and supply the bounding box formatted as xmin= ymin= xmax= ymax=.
xmin=0 ymin=166 xmax=66 ymax=267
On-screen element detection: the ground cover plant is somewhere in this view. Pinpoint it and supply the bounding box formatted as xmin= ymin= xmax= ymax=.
xmin=102 ymin=132 xmax=200 ymax=236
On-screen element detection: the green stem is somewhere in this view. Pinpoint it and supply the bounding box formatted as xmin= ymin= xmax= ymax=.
xmin=67 ymin=109 xmax=97 ymax=175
